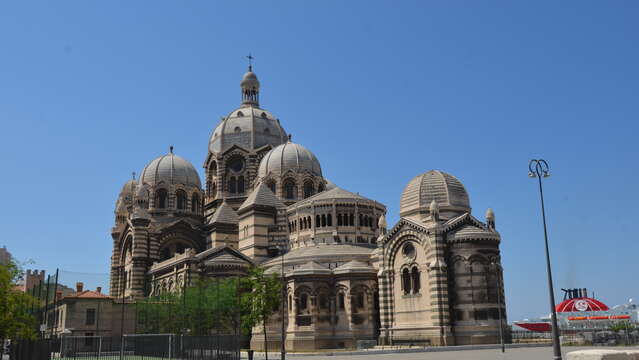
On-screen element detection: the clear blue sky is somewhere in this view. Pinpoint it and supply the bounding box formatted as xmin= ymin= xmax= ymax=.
xmin=1 ymin=1 xmax=637 ymax=322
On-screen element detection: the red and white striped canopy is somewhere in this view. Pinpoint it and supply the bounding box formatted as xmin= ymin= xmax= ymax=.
xmin=556 ymin=297 xmax=609 ymax=312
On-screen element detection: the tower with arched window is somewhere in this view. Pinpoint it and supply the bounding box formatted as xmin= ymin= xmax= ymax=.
xmin=374 ymin=170 xmax=505 ymax=346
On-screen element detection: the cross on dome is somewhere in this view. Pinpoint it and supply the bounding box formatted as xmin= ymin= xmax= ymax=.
xmin=246 ymin=53 xmax=254 ymax=71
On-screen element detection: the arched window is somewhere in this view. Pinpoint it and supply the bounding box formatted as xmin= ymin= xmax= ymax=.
xmin=338 ymin=293 xmax=345 ymax=310
xmin=307 ymin=216 xmax=312 ymax=228
xmin=191 ymin=193 xmax=200 ymax=213
xmin=267 ymin=180 xmax=276 ymax=194
xmin=411 ymin=267 xmax=421 ymax=294
xmin=349 ymin=213 xmax=354 ymax=226
xmin=319 ymin=295 xmax=328 ymax=309
xmin=229 ymin=176 xmax=237 ymax=193
xmin=284 ymin=179 xmax=296 ymax=200
xmin=402 ymin=268 xmax=412 ymax=295
xmin=176 ymin=190 xmax=187 ymax=210
xmin=356 ymin=293 xmax=365 ymax=309
xmin=236 ymin=111 xmax=244 ymax=117
xmin=303 ymin=181 xmax=314 ymax=199
xmin=156 ymin=189 xmax=168 ymax=209
xmin=289 ymin=295 xmax=292 ymax=311
xmin=238 ymin=176 xmax=245 ymax=194
xmin=327 ymin=214 xmax=332 ymax=226
xmin=337 ymin=214 xmax=343 ymax=226
xmin=316 ymin=215 xmax=320 ymax=227
xmin=321 ymin=214 xmax=326 ymax=227
xmin=300 ymin=294 xmax=308 ymax=310
xmin=359 ymin=214 xmax=363 ymax=227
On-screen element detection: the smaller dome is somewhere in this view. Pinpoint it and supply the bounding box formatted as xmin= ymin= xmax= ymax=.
xmin=241 ymin=70 xmax=260 ymax=90
xmin=118 ymin=179 xmax=137 ymax=198
xmin=135 ymin=183 xmax=150 ymax=198
xmin=400 ymin=170 xmax=470 ymax=218
xmin=324 ymin=179 xmax=337 ymax=190
xmin=139 ymin=149 xmax=201 ymax=188
xmin=258 ymin=141 xmax=322 ymax=178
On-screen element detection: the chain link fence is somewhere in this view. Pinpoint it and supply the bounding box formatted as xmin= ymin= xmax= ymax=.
xmin=11 ymin=334 xmax=240 ymax=360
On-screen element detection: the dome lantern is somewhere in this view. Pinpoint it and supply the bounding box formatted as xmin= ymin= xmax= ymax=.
xmin=240 ymin=60 xmax=260 ymax=107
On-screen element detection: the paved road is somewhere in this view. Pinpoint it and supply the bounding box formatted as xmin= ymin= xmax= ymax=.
xmin=250 ymin=346 xmax=639 ymax=360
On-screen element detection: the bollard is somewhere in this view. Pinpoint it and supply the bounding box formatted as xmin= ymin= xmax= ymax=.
xmin=248 ymin=349 xmax=254 ymax=360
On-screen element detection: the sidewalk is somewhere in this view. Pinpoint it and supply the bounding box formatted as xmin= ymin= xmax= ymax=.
xmin=242 ymin=342 xmax=551 ymax=358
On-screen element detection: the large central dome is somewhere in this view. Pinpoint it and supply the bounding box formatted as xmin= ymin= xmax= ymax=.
xmin=208 ymin=68 xmax=287 ymax=155
xmin=400 ymin=170 xmax=470 ymax=218
xmin=208 ymin=107 xmax=287 ymax=154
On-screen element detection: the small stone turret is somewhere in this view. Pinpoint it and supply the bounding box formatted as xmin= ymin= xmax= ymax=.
xmin=430 ymin=199 xmax=439 ymax=221
xmin=486 ymin=208 xmax=495 ymax=230
xmin=378 ymin=214 xmax=388 ymax=235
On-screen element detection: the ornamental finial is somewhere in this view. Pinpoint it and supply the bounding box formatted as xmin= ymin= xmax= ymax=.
xmin=246 ymin=53 xmax=254 ymax=72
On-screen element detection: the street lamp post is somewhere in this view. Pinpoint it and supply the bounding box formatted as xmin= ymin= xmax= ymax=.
xmin=280 ymin=245 xmax=286 ymax=360
xmin=528 ymin=159 xmax=562 ymax=360
xmin=491 ymin=262 xmax=505 ymax=353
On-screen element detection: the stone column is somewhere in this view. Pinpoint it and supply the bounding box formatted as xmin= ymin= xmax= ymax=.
xmin=216 ymin=157 xmax=224 ymax=199
xmin=110 ymin=232 xmax=121 ymax=297
xmin=130 ymin=217 xmax=151 ymax=299
xmin=288 ymin=286 xmax=297 ymax=333
xmin=428 ymin=229 xmax=452 ymax=345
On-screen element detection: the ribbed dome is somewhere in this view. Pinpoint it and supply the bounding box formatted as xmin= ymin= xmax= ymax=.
xmin=139 ymin=150 xmax=201 ymax=188
xmin=208 ymin=107 xmax=287 ymax=154
xmin=257 ymin=141 xmax=322 ymax=178
xmin=400 ymin=170 xmax=470 ymax=217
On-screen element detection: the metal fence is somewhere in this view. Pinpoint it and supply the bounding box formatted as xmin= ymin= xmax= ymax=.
xmin=10 ymin=334 xmax=240 ymax=360
xmin=511 ymin=329 xmax=639 ymax=346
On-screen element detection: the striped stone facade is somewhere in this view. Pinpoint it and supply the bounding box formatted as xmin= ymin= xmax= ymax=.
xmin=106 ymin=67 xmax=506 ymax=351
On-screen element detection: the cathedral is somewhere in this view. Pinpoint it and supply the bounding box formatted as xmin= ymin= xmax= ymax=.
xmin=109 ymin=65 xmax=506 ymax=350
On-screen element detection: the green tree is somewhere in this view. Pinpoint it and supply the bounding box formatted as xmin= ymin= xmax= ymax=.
xmin=0 ymin=259 xmax=38 ymax=345
xmin=610 ymin=321 xmax=635 ymax=333
xmin=136 ymin=277 xmax=241 ymax=336
xmin=240 ymin=267 xmax=281 ymax=360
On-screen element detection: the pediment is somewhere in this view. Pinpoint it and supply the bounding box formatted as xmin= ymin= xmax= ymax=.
xmin=381 ymin=217 xmax=429 ymax=246
xmin=221 ymin=144 xmax=249 ymax=156
xmin=196 ymin=245 xmax=254 ymax=267
xmin=157 ymin=218 xmax=203 ymax=233
xmin=442 ymin=213 xmax=487 ymax=234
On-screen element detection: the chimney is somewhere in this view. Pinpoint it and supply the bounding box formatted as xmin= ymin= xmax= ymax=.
xmin=96 ymin=287 xmax=102 ymax=294
xmin=76 ymin=282 xmax=84 ymax=293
